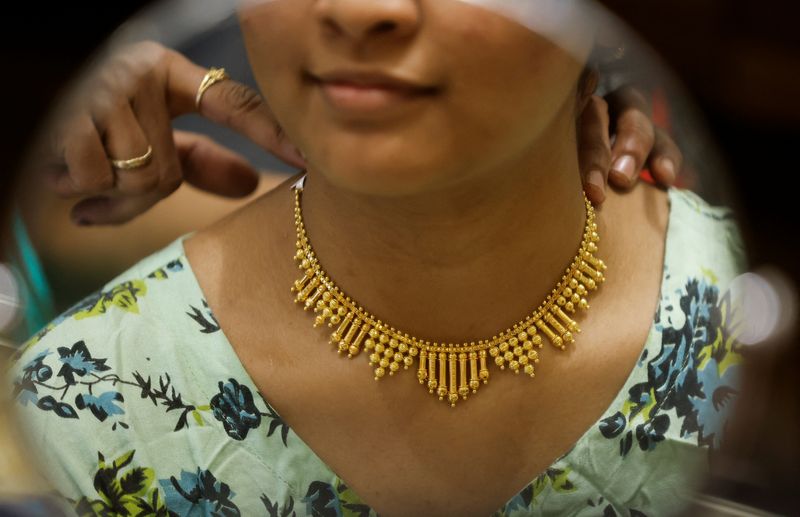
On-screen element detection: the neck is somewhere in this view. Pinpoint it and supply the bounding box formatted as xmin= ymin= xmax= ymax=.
xmin=299 ymin=110 xmax=585 ymax=343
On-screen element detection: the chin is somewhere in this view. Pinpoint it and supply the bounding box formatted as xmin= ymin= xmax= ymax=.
xmin=307 ymin=135 xmax=455 ymax=197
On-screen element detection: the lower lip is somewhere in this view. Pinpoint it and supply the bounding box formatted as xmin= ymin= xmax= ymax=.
xmin=317 ymin=81 xmax=432 ymax=116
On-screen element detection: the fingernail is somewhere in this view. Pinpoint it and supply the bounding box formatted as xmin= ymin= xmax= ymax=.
xmin=586 ymin=170 xmax=606 ymax=202
xmin=658 ymin=157 xmax=676 ymax=183
xmin=611 ymin=155 xmax=637 ymax=183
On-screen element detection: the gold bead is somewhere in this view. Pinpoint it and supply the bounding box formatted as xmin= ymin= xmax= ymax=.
xmin=518 ymin=331 xmax=528 ymax=341
xmin=348 ymin=345 xmax=359 ymax=356
xmin=379 ymin=358 xmax=390 ymax=368
xmin=513 ymin=347 xmax=523 ymax=357
xmin=329 ymin=315 xmax=341 ymax=325
xmin=364 ymin=339 xmax=375 ymax=350
xmin=504 ymin=351 xmax=514 ymax=362
xmin=337 ymin=307 xmax=347 ymax=316
xmin=563 ymin=287 xmax=573 ymax=297
xmin=375 ymin=344 xmax=385 ymax=354
xmin=398 ymin=343 xmax=409 ymax=353
xmin=428 ymin=379 xmax=438 ymax=392
xmin=379 ymin=334 xmax=390 ymax=344
xmin=532 ymin=335 xmax=543 ymax=346
xmin=509 ymin=360 xmax=520 ymax=372
xmin=404 ymin=356 xmax=414 ymax=368
xmin=409 ymin=347 xmax=419 ymax=357
xmin=569 ymin=278 xmax=579 ymax=290
xmin=374 ymin=367 xmax=385 ymax=379
xmin=495 ymin=356 xmax=505 ymax=366
xmin=479 ymin=369 xmax=490 ymax=381
xmin=523 ymin=340 xmax=533 ymax=351
xmin=449 ymin=393 xmax=459 ymax=406
xmin=499 ymin=342 xmax=509 ymax=353
xmin=557 ymin=296 xmax=567 ymax=306
xmin=524 ymin=364 xmax=535 ymax=376
xmin=489 ymin=347 xmax=500 ymax=357
xmin=527 ymin=350 xmax=539 ymax=361
xmin=469 ymin=379 xmax=480 ymax=392
xmin=384 ymin=348 xmax=394 ymax=358
xmin=389 ymin=362 xmax=400 ymax=373
xmin=458 ymin=386 xmax=470 ymax=398
xmin=519 ymin=355 xmax=529 ymax=365
xmin=565 ymin=302 xmax=575 ymax=312
xmin=437 ymin=386 xmax=447 ymax=399
xmin=389 ymin=338 xmax=399 ymax=349
xmin=508 ymin=337 xmax=518 ymax=347
xmin=369 ymin=353 xmax=380 ymax=364
xmin=563 ymin=332 xmax=574 ymax=343
xmin=394 ymin=353 xmax=404 ymax=363
xmin=369 ymin=328 xmax=379 ymax=338
xmin=579 ymin=299 xmax=590 ymax=310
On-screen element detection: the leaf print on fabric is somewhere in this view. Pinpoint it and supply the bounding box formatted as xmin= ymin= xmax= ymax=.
xmin=76 ymin=391 xmax=125 ymax=422
xmin=599 ymin=277 xmax=743 ymax=455
xmin=187 ymin=300 xmax=220 ymax=333
xmin=261 ymin=494 xmax=296 ymax=517
xmin=210 ymin=379 xmax=261 ymax=440
xmin=160 ymin=468 xmax=240 ymax=517
xmin=132 ymin=371 xmax=207 ymax=432
xmin=500 ymin=468 xmax=577 ymax=514
xmin=68 ymin=280 xmax=148 ymax=320
xmin=72 ymin=450 xmax=168 ymax=517
xmin=57 ymin=340 xmax=111 ymax=386
xmin=263 ymin=402 xmax=291 ymax=447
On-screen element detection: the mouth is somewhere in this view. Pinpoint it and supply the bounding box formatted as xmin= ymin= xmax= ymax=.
xmin=304 ymin=69 xmax=440 ymax=117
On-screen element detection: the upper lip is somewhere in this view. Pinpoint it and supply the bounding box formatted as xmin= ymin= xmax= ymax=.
xmin=308 ymin=69 xmax=437 ymax=92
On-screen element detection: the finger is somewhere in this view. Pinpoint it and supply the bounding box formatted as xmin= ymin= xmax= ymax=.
xmin=608 ymin=108 xmax=655 ymax=189
xmin=174 ymin=130 xmax=259 ymax=198
xmin=163 ymin=54 xmax=306 ymax=168
xmin=130 ymin=71 xmax=184 ymax=198
xmin=646 ymin=127 xmax=683 ymax=187
xmin=100 ymin=100 xmax=158 ymax=194
xmin=577 ymin=95 xmax=612 ymax=205
xmin=70 ymin=189 xmax=173 ymax=226
xmin=56 ymin=114 xmax=115 ymax=197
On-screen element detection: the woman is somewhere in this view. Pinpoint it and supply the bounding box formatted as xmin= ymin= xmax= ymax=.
xmin=10 ymin=1 xmax=742 ymax=515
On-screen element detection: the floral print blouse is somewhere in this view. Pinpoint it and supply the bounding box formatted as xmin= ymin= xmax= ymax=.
xmin=10 ymin=188 xmax=746 ymax=516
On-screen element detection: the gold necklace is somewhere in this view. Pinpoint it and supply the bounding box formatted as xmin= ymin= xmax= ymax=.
xmin=291 ymin=185 xmax=606 ymax=407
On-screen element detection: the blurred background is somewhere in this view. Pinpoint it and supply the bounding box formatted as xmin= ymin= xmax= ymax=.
xmin=1 ymin=0 xmax=798 ymax=513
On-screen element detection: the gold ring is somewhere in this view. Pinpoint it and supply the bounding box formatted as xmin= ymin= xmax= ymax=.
xmin=110 ymin=145 xmax=153 ymax=170
xmin=195 ymin=67 xmax=230 ymax=110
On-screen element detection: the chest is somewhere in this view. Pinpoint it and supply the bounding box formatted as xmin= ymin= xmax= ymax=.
xmin=221 ymin=301 xmax=652 ymax=516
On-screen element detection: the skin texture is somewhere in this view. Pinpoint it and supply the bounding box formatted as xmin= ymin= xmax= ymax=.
xmin=182 ymin=1 xmax=671 ymax=514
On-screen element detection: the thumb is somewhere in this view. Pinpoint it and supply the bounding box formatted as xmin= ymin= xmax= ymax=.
xmin=174 ymin=130 xmax=260 ymax=198
xmin=165 ymin=53 xmax=305 ymax=169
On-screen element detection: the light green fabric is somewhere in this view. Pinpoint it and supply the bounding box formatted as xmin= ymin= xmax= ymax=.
xmin=10 ymin=188 xmax=746 ymax=516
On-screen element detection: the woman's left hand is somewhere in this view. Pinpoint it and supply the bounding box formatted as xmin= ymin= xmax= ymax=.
xmin=578 ymin=85 xmax=683 ymax=205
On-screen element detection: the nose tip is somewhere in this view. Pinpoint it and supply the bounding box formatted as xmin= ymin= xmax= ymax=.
xmin=315 ymin=0 xmax=421 ymax=42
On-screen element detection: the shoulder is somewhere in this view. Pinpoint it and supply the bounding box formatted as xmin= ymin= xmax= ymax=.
xmin=7 ymin=239 xmax=226 ymax=504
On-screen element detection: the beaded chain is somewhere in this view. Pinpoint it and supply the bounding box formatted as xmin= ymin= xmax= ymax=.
xmin=291 ymin=186 xmax=606 ymax=407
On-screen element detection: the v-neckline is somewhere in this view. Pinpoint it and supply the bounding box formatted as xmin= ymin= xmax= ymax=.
xmin=175 ymin=188 xmax=677 ymax=515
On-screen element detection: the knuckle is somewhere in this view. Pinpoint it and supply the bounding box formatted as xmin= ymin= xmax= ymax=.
xmin=117 ymin=168 xmax=160 ymax=194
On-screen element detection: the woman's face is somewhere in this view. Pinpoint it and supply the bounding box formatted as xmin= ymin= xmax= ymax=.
xmin=239 ymin=0 xmax=589 ymax=196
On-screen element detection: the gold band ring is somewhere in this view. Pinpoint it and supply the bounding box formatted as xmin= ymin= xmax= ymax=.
xmin=110 ymin=145 xmax=153 ymax=170
xmin=195 ymin=67 xmax=230 ymax=110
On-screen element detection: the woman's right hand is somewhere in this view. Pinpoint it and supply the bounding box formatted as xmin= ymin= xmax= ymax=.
xmin=43 ymin=41 xmax=305 ymax=225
